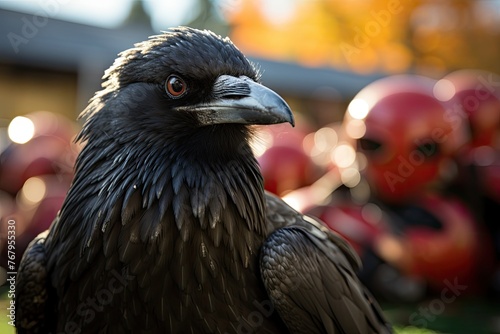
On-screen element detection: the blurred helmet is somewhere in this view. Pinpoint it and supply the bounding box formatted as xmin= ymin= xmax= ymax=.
xmin=307 ymin=201 xmax=390 ymax=256
xmin=437 ymin=70 xmax=500 ymax=150
xmin=343 ymin=75 xmax=467 ymax=204
xmin=389 ymin=193 xmax=492 ymax=293
xmin=0 ymin=111 xmax=79 ymax=195
xmin=255 ymin=122 xmax=324 ymax=196
xmin=437 ymin=70 xmax=500 ymax=203
xmin=307 ymin=192 xmax=491 ymax=299
xmin=307 ymin=200 xmax=429 ymax=302
xmin=258 ymin=144 xmax=323 ymax=196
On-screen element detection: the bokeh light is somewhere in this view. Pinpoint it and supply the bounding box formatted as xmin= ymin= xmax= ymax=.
xmin=19 ymin=177 xmax=47 ymax=206
xmin=347 ymin=98 xmax=369 ymax=120
xmin=8 ymin=116 xmax=35 ymax=144
xmin=345 ymin=119 xmax=366 ymax=139
xmin=340 ymin=167 xmax=361 ymax=188
xmin=332 ymin=143 xmax=357 ymax=168
xmin=433 ymin=79 xmax=455 ymax=102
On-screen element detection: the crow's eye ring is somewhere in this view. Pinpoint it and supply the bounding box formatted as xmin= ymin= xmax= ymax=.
xmin=165 ymin=75 xmax=187 ymax=98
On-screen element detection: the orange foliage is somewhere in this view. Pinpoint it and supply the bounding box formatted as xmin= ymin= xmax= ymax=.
xmin=224 ymin=0 xmax=500 ymax=76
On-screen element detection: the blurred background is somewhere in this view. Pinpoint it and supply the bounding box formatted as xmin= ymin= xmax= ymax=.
xmin=0 ymin=0 xmax=500 ymax=333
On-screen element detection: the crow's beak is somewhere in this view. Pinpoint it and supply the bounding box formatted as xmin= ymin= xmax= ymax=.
xmin=190 ymin=75 xmax=294 ymax=127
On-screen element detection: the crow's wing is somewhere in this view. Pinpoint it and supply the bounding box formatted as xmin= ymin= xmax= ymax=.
xmin=15 ymin=230 xmax=53 ymax=334
xmin=262 ymin=193 xmax=392 ymax=334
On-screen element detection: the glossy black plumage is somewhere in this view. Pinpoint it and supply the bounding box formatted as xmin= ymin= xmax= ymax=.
xmin=15 ymin=27 xmax=392 ymax=334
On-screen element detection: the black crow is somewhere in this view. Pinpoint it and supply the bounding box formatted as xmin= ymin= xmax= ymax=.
xmin=16 ymin=27 xmax=392 ymax=334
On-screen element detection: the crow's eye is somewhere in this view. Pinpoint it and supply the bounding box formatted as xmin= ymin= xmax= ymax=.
xmin=165 ymin=75 xmax=187 ymax=98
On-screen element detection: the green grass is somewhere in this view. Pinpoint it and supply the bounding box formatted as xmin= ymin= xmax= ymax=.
xmin=395 ymin=326 xmax=440 ymax=333
xmin=383 ymin=297 xmax=500 ymax=334
xmin=0 ymin=293 xmax=15 ymax=334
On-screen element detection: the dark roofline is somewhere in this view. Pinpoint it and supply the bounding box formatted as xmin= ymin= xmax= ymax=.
xmin=0 ymin=8 xmax=382 ymax=100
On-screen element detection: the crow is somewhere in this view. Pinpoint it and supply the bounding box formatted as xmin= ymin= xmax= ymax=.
xmin=16 ymin=27 xmax=392 ymax=334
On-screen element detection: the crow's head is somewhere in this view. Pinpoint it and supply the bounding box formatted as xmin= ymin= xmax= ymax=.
xmin=60 ymin=28 xmax=294 ymax=257
xmin=79 ymin=27 xmax=293 ymax=152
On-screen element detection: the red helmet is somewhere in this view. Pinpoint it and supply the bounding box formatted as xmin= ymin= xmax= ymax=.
xmin=437 ymin=70 xmax=500 ymax=202
xmin=256 ymin=122 xmax=324 ymax=196
xmin=258 ymin=145 xmax=322 ymax=196
xmin=437 ymin=70 xmax=500 ymax=150
xmin=0 ymin=111 xmax=78 ymax=268
xmin=307 ymin=201 xmax=390 ymax=256
xmin=0 ymin=111 xmax=79 ymax=195
xmin=391 ymin=193 xmax=492 ymax=293
xmin=305 ymin=200 xmax=427 ymax=302
xmin=307 ymin=192 xmax=491 ymax=298
xmin=343 ymin=75 xmax=467 ymax=204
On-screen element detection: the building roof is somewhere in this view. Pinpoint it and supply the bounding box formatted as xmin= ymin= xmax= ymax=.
xmin=0 ymin=8 xmax=382 ymax=103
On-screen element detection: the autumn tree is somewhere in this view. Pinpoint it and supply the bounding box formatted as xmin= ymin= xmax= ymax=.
xmin=223 ymin=0 xmax=500 ymax=77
